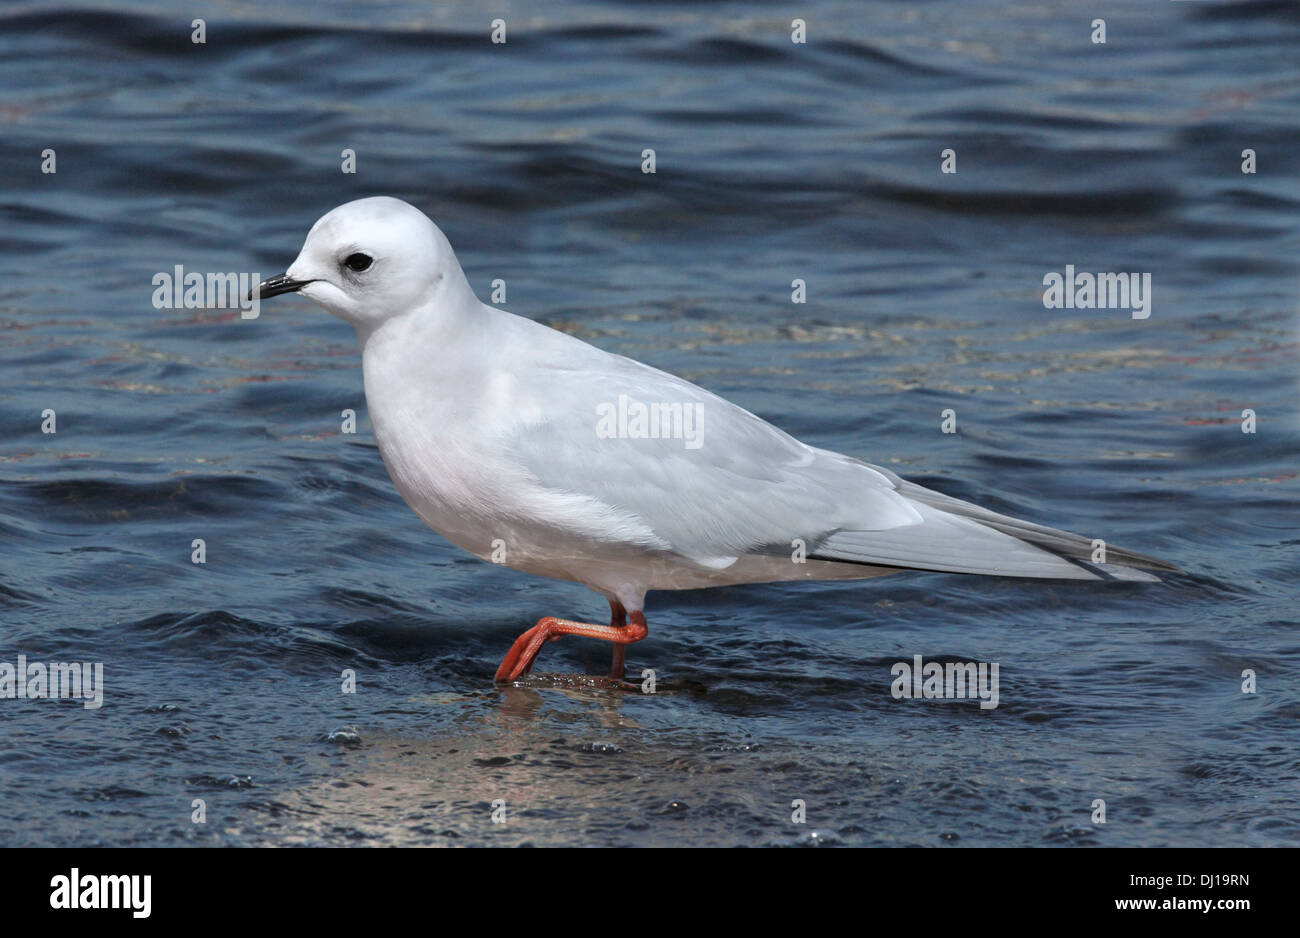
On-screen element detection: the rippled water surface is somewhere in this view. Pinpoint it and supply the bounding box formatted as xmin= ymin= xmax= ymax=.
xmin=1 ymin=0 xmax=1298 ymax=847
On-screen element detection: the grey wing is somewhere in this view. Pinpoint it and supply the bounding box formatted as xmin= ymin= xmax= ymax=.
xmin=504 ymin=352 xmax=922 ymax=566
xmin=506 ymin=350 xmax=1175 ymax=581
xmin=823 ymin=463 xmax=1180 ymax=581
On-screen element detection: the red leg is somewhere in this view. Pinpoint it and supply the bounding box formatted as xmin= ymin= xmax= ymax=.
xmin=494 ymin=605 xmax=647 ymax=683
xmin=607 ymin=600 xmax=627 ymax=679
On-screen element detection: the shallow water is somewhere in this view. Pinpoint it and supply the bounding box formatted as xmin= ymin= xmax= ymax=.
xmin=1 ymin=0 xmax=1297 ymax=847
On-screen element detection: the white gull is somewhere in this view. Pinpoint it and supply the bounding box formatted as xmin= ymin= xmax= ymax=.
xmin=252 ymin=197 xmax=1176 ymax=682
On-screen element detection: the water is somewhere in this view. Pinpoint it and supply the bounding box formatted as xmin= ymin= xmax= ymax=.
xmin=1 ymin=0 xmax=1297 ymax=847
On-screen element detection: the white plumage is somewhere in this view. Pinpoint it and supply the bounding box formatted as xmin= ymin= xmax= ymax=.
xmin=253 ymin=196 xmax=1176 ymax=678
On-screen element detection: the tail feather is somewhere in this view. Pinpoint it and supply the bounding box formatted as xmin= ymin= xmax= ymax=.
xmin=893 ymin=477 xmax=1179 ymax=573
xmin=805 ymin=462 xmax=1179 ymax=582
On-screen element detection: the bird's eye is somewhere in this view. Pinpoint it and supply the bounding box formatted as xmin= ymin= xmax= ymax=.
xmin=343 ymin=253 xmax=373 ymax=272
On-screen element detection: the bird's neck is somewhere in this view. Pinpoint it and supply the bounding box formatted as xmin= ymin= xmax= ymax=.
xmin=357 ymin=269 xmax=481 ymax=349
xmin=356 ymin=281 xmax=493 ymax=395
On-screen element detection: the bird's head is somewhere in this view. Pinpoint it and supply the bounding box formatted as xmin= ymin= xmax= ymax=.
xmin=251 ymin=196 xmax=469 ymax=330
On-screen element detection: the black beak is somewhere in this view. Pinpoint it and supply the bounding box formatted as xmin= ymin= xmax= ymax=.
xmin=248 ymin=273 xmax=311 ymax=301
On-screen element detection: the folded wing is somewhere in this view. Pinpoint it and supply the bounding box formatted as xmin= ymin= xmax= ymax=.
xmin=503 ymin=335 xmax=1175 ymax=582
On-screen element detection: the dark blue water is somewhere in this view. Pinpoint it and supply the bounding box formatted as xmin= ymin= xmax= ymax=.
xmin=1 ymin=0 xmax=1297 ymax=846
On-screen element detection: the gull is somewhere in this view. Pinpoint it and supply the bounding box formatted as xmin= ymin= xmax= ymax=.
xmin=251 ymin=197 xmax=1177 ymax=683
